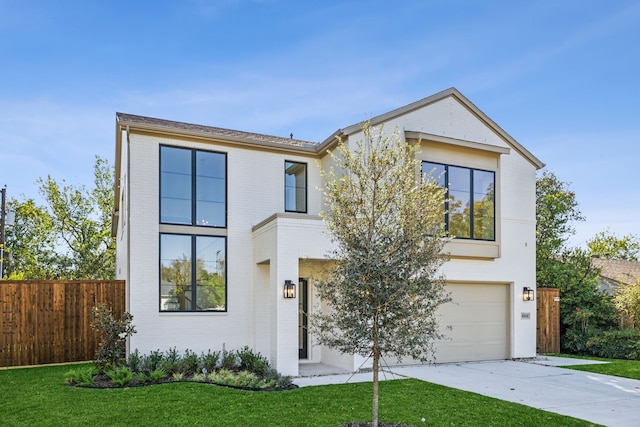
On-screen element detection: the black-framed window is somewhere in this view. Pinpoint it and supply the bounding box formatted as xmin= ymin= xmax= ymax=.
xmin=422 ymin=161 xmax=495 ymax=241
xmin=285 ymin=161 xmax=307 ymax=213
xmin=160 ymin=233 xmax=226 ymax=312
xmin=160 ymin=146 xmax=226 ymax=227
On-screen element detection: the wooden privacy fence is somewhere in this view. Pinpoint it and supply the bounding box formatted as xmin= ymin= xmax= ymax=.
xmin=0 ymin=280 xmax=125 ymax=367
xmin=536 ymin=287 xmax=560 ymax=354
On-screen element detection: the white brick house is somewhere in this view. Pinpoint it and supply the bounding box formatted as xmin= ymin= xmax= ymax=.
xmin=112 ymin=87 xmax=544 ymax=376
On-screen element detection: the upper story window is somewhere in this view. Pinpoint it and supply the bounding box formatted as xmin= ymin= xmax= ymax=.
xmin=422 ymin=161 xmax=495 ymax=241
xmin=160 ymin=146 xmax=226 ymax=227
xmin=285 ymin=161 xmax=307 ymax=213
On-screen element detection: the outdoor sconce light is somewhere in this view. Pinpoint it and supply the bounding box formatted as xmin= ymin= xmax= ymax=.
xmin=284 ymin=280 xmax=296 ymax=299
xmin=523 ymin=287 xmax=535 ymax=301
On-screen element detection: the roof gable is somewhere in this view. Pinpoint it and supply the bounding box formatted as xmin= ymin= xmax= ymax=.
xmin=337 ymin=87 xmax=544 ymax=170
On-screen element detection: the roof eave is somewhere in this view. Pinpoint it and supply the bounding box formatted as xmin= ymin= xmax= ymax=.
xmin=115 ymin=114 xmax=319 ymax=155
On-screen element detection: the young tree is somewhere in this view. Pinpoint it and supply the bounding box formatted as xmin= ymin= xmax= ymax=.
xmin=587 ymin=229 xmax=640 ymax=261
xmin=311 ymin=123 xmax=450 ymax=427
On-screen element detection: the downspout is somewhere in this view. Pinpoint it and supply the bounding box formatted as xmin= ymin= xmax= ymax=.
xmin=125 ymin=125 xmax=131 ymax=311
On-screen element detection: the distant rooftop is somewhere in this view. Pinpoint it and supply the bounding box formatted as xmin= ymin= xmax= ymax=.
xmin=592 ymin=256 xmax=640 ymax=285
xmin=592 ymin=256 xmax=640 ymax=295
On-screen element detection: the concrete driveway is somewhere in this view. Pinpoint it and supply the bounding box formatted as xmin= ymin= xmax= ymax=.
xmin=294 ymin=357 xmax=640 ymax=427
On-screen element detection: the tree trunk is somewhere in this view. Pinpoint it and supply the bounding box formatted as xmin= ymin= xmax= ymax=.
xmin=372 ymin=349 xmax=379 ymax=427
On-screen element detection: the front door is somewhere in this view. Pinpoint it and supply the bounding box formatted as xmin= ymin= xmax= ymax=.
xmin=298 ymin=278 xmax=308 ymax=359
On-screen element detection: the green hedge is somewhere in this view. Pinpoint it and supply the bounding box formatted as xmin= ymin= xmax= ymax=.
xmin=586 ymin=329 xmax=640 ymax=360
xmin=563 ymin=327 xmax=640 ymax=360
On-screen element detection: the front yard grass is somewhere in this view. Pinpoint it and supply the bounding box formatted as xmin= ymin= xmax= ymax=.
xmin=547 ymin=354 xmax=640 ymax=380
xmin=0 ymin=363 xmax=598 ymax=426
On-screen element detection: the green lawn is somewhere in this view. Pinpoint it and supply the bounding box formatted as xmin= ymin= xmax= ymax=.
xmin=548 ymin=354 xmax=640 ymax=380
xmin=0 ymin=363 xmax=599 ymax=427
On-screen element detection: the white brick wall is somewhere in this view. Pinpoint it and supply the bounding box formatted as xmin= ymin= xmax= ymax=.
xmin=116 ymin=92 xmax=539 ymax=374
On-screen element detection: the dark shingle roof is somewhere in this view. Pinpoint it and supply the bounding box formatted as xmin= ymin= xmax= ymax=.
xmin=592 ymin=257 xmax=640 ymax=286
xmin=116 ymin=112 xmax=319 ymax=150
xmin=592 ymin=257 xmax=640 ymax=295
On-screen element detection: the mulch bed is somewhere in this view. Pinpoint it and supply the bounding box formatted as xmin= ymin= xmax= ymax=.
xmin=72 ymin=374 xmax=297 ymax=391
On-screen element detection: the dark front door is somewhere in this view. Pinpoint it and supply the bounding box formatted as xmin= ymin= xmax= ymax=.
xmin=298 ymin=278 xmax=308 ymax=359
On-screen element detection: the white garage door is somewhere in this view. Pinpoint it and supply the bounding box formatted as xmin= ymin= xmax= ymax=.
xmin=434 ymin=283 xmax=510 ymax=363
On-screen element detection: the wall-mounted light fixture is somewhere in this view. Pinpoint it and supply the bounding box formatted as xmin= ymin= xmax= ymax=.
xmin=523 ymin=287 xmax=534 ymax=301
xmin=284 ymin=280 xmax=296 ymax=299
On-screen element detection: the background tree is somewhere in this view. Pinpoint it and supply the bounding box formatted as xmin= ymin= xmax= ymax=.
xmin=311 ymin=124 xmax=450 ymax=427
xmin=536 ymin=170 xmax=584 ymax=260
xmin=587 ymin=229 xmax=640 ymax=261
xmin=535 ymin=170 xmax=616 ymax=351
xmin=4 ymin=156 xmax=115 ymax=279
xmin=4 ymin=198 xmax=58 ymax=278
xmin=614 ymin=279 xmax=640 ymax=328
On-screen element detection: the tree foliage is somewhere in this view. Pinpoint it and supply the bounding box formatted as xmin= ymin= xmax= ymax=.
xmin=535 ymin=170 xmax=617 ymax=352
xmin=5 ymin=156 xmax=115 ymax=279
xmin=614 ymin=280 xmax=640 ymax=328
xmin=536 ymin=170 xmax=584 ymax=259
xmin=587 ymin=229 xmax=640 ymax=261
xmin=546 ymin=249 xmax=616 ymax=335
xmin=4 ymin=198 xmax=59 ymax=279
xmin=310 ymin=123 xmax=450 ymax=427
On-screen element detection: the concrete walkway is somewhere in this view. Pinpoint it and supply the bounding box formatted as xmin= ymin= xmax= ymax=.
xmin=294 ymin=357 xmax=640 ymax=427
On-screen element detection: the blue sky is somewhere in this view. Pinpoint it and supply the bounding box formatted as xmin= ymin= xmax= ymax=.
xmin=1 ymin=0 xmax=638 ymax=247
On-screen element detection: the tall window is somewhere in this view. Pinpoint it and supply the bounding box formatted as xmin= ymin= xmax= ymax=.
xmin=160 ymin=234 xmax=226 ymax=312
xmin=285 ymin=161 xmax=307 ymax=213
xmin=422 ymin=161 xmax=495 ymax=241
xmin=160 ymin=146 xmax=226 ymax=227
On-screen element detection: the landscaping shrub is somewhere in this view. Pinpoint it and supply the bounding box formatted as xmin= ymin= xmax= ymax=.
xmin=134 ymin=371 xmax=150 ymax=383
xmin=64 ymin=366 xmax=98 ymax=386
xmin=149 ymin=368 xmax=167 ymax=382
xmin=191 ymin=372 xmax=207 ymax=382
xmin=199 ymin=350 xmax=220 ymax=373
xmin=159 ymin=347 xmax=181 ymax=375
xmin=106 ymin=366 xmax=133 ymax=386
xmin=562 ymin=307 xmax=608 ymax=355
xmin=221 ymin=349 xmax=239 ymax=370
xmin=237 ymin=346 xmax=270 ymax=376
xmin=562 ymin=326 xmax=599 ymax=354
xmin=140 ymin=349 xmax=164 ymax=372
xmin=178 ymin=349 xmax=199 ymax=375
xmin=263 ymin=368 xmax=293 ymax=388
xmin=586 ymin=329 xmax=640 ymax=360
xmin=90 ymin=304 xmax=136 ymax=372
xmin=562 ymin=306 xmax=640 ymax=360
xmin=66 ymin=345 xmax=293 ymax=390
xmin=126 ymin=349 xmax=142 ymax=372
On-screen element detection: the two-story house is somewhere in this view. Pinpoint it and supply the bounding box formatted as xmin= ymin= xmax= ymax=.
xmin=112 ymin=87 xmax=544 ymax=376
